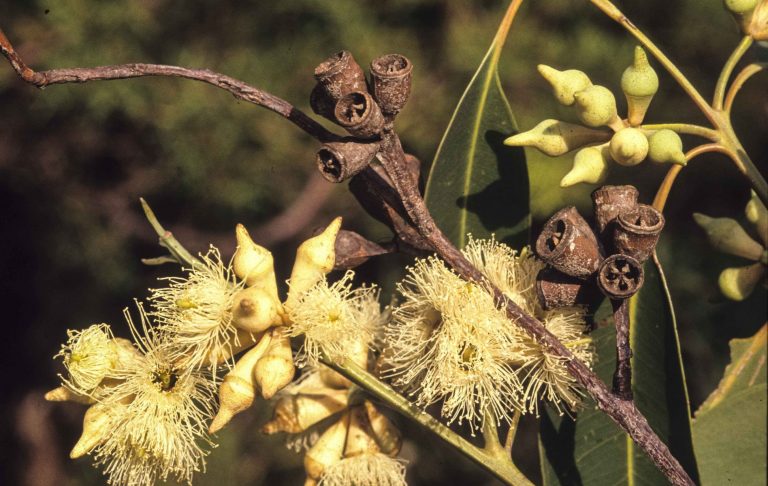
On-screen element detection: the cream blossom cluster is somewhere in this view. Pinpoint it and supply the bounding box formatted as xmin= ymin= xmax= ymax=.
xmin=383 ymin=237 xmax=594 ymax=431
xmin=49 ymin=215 xmax=393 ymax=485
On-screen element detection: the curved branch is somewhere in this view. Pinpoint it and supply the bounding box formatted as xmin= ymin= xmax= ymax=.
xmin=652 ymin=144 xmax=729 ymax=212
xmin=713 ymin=36 xmax=753 ymax=111
xmin=724 ymin=63 xmax=765 ymax=114
xmin=0 ymin=28 xmax=341 ymax=143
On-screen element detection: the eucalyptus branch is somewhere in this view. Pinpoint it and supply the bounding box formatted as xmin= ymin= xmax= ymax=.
xmin=0 ymin=22 xmax=697 ymax=486
xmin=724 ymin=63 xmax=765 ymax=114
xmin=140 ymin=198 xmax=203 ymax=270
xmin=640 ymin=123 xmax=720 ymax=141
xmin=652 ymin=144 xmax=729 ymax=212
xmin=713 ymin=36 xmax=753 ymax=110
xmin=321 ymin=356 xmax=534 ymax=486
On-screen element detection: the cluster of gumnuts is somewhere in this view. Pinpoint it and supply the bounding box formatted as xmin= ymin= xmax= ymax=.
xmin=533 ymin=185 xmax=665 ymax=310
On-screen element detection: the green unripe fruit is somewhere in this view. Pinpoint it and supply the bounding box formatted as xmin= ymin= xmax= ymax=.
xmin=537 ymin=65 xmax=592 ymax=106
xmin=609 ymin=127 xmax=648 ymax=166
xmin=648 ymin=129 xmax=686 ymax=165
xmin=719 ymin=263 xmax=766 ymax=301
xmin=573 ymin=85 xmax=620 ymax=129
xmin=560 ymin=144 xmax=610 ymax=187
xmin=621 ymin=47 xmax=658 ymax=126
xmin=503 ymin=119 xmax=611 ymax=156
xmin=693 ymin=213 xmax=765 ymax=261
xmin=724 ymin=0 xmax=758 ymax=15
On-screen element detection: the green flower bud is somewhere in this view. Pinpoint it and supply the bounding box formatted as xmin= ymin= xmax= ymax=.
xmin=745 ymin=191 xmax=768 ymax=246
xmin=648 ymin=129 xmax=686 ymax=165
xmin=609 ymin=127 xmax=649 ymax=166
xmin=504 ymin=119 xmax=610 ymax=156
xmin=537 ymin=65 xmax=592 ymax=106
xmin=621 ymin=47 xmax=659 ymax=126
xmin=749 ymin=2 xmax=768 ymax=42
xmin=693 ymin=213 xmax=765 ymax=261
xmin=560 ymin=144 xmax=610 ymax=187
xmin=573 ymin=85 xmax=621 ymax=129
xmin=718 ymin=263 xmax=766 ymax=301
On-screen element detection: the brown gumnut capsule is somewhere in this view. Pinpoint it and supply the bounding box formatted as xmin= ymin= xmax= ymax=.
xmin=535 ymin=206 xmax=603 ymax=279
xmin=591 ymin=185 xmax=639 ymax=237
xmin=311 ymin=51 xmax=368 ymax=120
xmin=316 ymin=141 xmax=380 ymax=183
xmin=334 ymin=91 xmax=384 ymax=139
xmin=333 ymin=230 xmax=389 ymax=270
xmin=597 ymin=254 xmax=645 ymax=299
xmin=536 ymin=267 xmax=598 ymax=310
xmin=370 ymin=54 xmax=413 ymax=116
xmin=612 ymin=204 xmax=665 ymax=263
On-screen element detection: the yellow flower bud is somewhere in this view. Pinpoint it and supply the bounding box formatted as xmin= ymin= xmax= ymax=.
xmin=537 ymin=65 xmax=592 ymax=106
xmin=748 ymin=1 xmax=768 ymax=40
xmin=746 ymin=191 xmax=768 ymax=246
xmin=262 ymin=388 xmax=348 ymax=434
xmin=364 ymin=400 xmax=402 ymax=457
xmin=648 ymin=129 xmax=686 ymax=165
xmin=693 ymin=213 xmax=765 ymax=261
xmin=232 ymin=286 xmax=283 ymax=333
xmin=573 ymin=85 xmax=622 ymax=129
xmin=621 ymin=47 xmax=659 ymax=126
xmin=254 ymin=329 xmax=295 ymax=399
xmin=344 ymin=406 xmax=380 ymax=458
xmin=560 ymin=144 xmax=610 ymax=187
xmin=609 ymin=127 xmax=649 ymax=166
xmin=209 ymin=331 xmax=273 ymax=433
xmin=304 ymin=412 xmax=350 ymax=480
xmin=286 ymin=217 xmax=342 ymax=309
xmin=45 ymin=386 xmax=95 ymax=404
xmin=503 ymin=119 xmax=610 ymax=156
xmin=233 ymin=224 xmax=279 ymax=301
xmin=70 ymin=403 xmax=117 ymax=458
xmin=719 ymin=263 xmax=766 ymax=301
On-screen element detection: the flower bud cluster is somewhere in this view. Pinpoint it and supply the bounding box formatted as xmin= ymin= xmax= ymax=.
xmin=694 ymin=191 xmax=768 ymax=300
xmin=534 ymin=185 xmax=665 ymax=306
xmin=263 ymin=367 xmax=405 ymax=486
xmin=505 ymin=47 xmax=688 ymax=187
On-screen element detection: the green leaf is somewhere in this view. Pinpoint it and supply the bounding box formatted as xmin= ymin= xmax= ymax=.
xmin=539 ymin=258 xmax=699 ymax=485
xmin=423 ymin=2 xmax=529 ymax=249
xmin=692 ymin=325 xmax=767 ymax=486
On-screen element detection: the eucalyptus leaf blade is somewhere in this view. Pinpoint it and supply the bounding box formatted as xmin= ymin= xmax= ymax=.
xmin=424 ymin=6 xmax=529 ymax=249
xmin=539 ymin=259 xmax=698 ymax=485
xmin=692 ymin=325 xmax=767 ymax=486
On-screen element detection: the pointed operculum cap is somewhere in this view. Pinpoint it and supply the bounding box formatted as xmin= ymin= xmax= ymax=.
xmin=286 ymin=217 xmax=342 ymax=309
xmin=319 ymin=337 xmax=369 ymax=389
xmin=621 ymin=47 xmax=659 ymax=126
xmin=537 ymin=65 xmax=592 ymax=106
xmin=745 ymin=191 xmax=768 ymax=246
xmin=344 ymin=406 xmax=380 ymax=458
xmin=232 ymin=286 xmax=283 ymax=333
xmin=573 ymin=85 xmax=622 ymax=129
xmin=304 ymin=412 xmax=350 ymax=480
xmin=254 ymin=329 xmax=295 ymax=399
xmin=45 ymin=386 xmax=95 ymax=405
xmin=719 ymin=263 xmax=766 ymax=301
xmin=262 ymin=389 xmax=348 ymax=434
xmin=560 ymin=144 xmax=610 ymax=187
xmin=648 ymin=129 xmax=686 ymax=165
xmin=210 ymin=332 xmax=273 ymax=433
xmin=70 ymin=403 xmax=114 ymax=458
xmin=364 ymin=400 xmax=402 ymax=456
xmin=609 ymin=127 xmax=649 ymax=166
xmin=233 ymin=224 xmax=279 ymax=300
xmin=693 ymin=213 xmax=764 ymax=261
xmin=504 ymin=119 xmax=610 ymax=156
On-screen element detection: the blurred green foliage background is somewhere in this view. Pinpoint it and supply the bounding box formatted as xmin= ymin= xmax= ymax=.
xmin=0 ymin=1 xmax=765 ymax=485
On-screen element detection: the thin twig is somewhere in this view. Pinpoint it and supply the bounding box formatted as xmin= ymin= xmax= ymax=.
xmin=612 ymin=299 xmax=633 ymax=400
xmin=652 ymin=144 xmax=728 ymax=212
xmin=724 ymin=63 xmax=765 ymax=114
xmin=0 ymin=28 xmax=340 ymax=143
xmin=713 ymin=36 xmax=753 ymax=111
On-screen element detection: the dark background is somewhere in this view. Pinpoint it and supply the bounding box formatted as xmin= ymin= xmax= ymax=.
xmin=1 ymin=1 xmax=765 ymax=485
